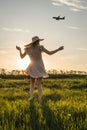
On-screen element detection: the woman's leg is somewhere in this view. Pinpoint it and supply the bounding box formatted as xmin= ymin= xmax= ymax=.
xmin=29 ymin=77 xmax=35 ymax=100
xmin=37 ymin=78 xmax=42 ymax=101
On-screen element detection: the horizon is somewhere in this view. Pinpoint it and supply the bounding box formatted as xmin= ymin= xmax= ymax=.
xmin=0 ymin=0 xmax=87 ymax=72
xmin=0 ymin=67 xmax=87 ymax=74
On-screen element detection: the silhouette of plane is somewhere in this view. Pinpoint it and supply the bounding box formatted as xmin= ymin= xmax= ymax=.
xmin=53 ymin=16 xmax=65 ymax=20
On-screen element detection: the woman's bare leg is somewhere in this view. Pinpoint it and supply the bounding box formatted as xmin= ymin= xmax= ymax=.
xmin=37 ymin=78 xmax=42 ymax=101
xmin=29 ymin=77 xmax=35 ymax=100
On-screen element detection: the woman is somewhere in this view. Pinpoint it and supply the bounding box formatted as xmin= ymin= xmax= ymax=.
xmin=16 ymin=36 xmax=64 ymax=101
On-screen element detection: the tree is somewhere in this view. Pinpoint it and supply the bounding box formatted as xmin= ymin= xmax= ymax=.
xmin=0 ymin=68 xmax=6 ymax=75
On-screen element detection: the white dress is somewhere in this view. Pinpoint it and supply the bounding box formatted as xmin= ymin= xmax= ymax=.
xmin=25 ymin=45 xmax=49 ymax=78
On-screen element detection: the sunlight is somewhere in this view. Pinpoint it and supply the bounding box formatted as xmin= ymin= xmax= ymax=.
xmin=16 ymin=56 xmax=30 ymax=70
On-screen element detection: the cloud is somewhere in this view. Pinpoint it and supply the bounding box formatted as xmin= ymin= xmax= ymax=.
xmin=68 ymin=26 xmax=79 ymax=30
xmin=70 ymin=8 xmax=80 ymax=12
xmin=52 ymin=0 xmax=87 ymax=11
xmin=2 ymin=27 xmax=30 ymax=33
xmin=52 ymin=2 xmax=62 ymax=6
xmin=77 ymin=48 xmax=87 ymax=51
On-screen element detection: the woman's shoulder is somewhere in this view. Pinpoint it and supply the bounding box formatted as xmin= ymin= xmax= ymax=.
xmin=39 ymin=45 xmax=44 ymax=50
xmin=24 ymin=46 xmax=31 ymax=53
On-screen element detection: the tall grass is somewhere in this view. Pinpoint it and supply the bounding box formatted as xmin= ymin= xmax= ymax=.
xmin=0 ymin=77 xmax=87 ymax=130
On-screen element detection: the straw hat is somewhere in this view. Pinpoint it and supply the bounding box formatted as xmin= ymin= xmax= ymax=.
xmin=25 ymin=36 xmax=44 ymax=48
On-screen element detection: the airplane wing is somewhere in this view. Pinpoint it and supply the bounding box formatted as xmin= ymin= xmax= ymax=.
xmin=53 ymin=17 xmax=57 ymax=19
xmin=57 ymin=16 xmax=60 ymax=18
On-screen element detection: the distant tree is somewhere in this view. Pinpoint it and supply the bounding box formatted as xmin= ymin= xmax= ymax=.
xmin=0 ymin=68 xmax=6 ymax=75
xmin=20 ymin=70 xmax=26 ymax=75
xmin=77 ymin=71 xmax=82 ymax=75
xmin=47 ymin=70 xmax=52 ymax=74
xmin=60 ymin=70 xmax=64 ymax=74
xmin=66 ymin=70 xmax=70 ymax=74
xmin=11 ymin=70 xmax=24 ymax=75
xmin=83 ymin=71 xmax=87 ymax=75
xmin=11 ymin=70 xmax=17 ymax=75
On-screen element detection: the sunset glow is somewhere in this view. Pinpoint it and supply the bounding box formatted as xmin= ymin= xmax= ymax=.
xmin=0 ymin=0 xmax=87 ymax=71
xmin=16 ymin=56 xmax=30 ymax=70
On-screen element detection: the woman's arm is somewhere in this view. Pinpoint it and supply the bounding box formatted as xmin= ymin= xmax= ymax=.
xmin=16 ymin=46 xmax=26 ymax=58
xmin=41 ymin=46 xmax=64 ymax=55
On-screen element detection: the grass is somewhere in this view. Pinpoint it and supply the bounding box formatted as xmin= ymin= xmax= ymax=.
xmin=0 ymin=77 xmax=87 ymax=130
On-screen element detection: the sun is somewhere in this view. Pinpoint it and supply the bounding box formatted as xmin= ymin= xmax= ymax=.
xmin=16 ymin=56 xmax=30 ymax=70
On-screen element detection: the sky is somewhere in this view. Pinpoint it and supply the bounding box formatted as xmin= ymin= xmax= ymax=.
xmin=0 ymin=0 xmax=87 ymax=72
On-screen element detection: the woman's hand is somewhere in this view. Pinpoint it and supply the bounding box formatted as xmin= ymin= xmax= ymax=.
xmin=16 ymin=46 xmax=21 ymax=51
xmin=58 ymin=46 xmax=64 ymax=51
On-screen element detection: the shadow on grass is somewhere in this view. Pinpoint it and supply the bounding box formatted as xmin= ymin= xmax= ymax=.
xmin=2 ymin=95 xmax=27 ymax=101
xmin=43 ymin=83 xmax=61 ymax=89
xmin=39 ymin=92 xmax=64 ymax=130
xmin=41 ymin=101 xmax=64 ymax=130
xmin=70 ymin=84 xmax=87 ymax=90
xmin=43 ymin=93 xmax=61 ymax=102
xmin=29 ymin=101 xmax=41 ymax=130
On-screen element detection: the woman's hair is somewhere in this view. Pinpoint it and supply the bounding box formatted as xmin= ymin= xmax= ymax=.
xmin=32 ymin=40 xmax=39 ymax=47
xmin=24 ymin=40 xmax=39 ymax=49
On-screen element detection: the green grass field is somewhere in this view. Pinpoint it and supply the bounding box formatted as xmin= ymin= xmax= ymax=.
xmin=0 ymin=77 xmax=87 ymax=130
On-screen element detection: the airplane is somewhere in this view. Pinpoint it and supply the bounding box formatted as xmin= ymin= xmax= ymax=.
xmin=53 ymin=16 xmax=65 ymax=20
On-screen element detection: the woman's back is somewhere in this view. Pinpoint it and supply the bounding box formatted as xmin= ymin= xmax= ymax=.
xmin=25 ymin=45 xmax=43 ymax=63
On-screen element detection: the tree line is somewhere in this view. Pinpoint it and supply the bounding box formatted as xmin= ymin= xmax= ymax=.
xmin=0 ymin=68 xmax=87 ymax=79
xmin=0 ymin=68 xmax=87 ymax=75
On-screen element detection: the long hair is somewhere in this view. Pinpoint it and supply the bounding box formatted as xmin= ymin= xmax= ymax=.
xmin=32 ymin=40 xmax=39 ymax=47
xmin=24 ymin=40 xmax=40 ymax=49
